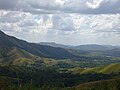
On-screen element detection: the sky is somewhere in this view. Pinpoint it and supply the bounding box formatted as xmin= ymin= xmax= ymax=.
xmin=0 ymin=0 xmax=120 ymax=45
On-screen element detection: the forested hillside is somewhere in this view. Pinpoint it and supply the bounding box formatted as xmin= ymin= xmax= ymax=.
xmin=0 ymin=30 xmax=120 ymax=90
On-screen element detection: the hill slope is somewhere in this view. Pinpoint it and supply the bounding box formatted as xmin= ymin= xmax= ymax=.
xmin=0 ymin=46 xmax=38 ymax=65
xmin=68 ymin=63 xmax=120 ymax=74
xmin=81 ymin=63 xmax=120 ymax=74
xmin=39 ymin=42 xmax=72 ymax=48
xmin=63 ymin=78 xmax=120 ymax=90
xmin=0 ymin=30 xmax=76 ymax=59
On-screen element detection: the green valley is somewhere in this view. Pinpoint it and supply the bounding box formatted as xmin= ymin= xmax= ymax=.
xmin=0 ymin=30 xmax=120 ymax=90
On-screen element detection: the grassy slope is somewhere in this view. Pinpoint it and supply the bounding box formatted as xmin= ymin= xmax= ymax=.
xmin=0 ymin=47 xmax=38 ymax=65
xmin=68 ymin=63 xmax=120 ymax=74
xmin=62 ymin=78 xmax=120 ymax=90
xmin=82 ymin=63 xmax=120 ymax=74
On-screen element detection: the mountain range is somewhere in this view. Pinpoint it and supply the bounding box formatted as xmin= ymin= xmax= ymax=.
xmin=0 ymin=30 xmax=120 ymax=65
xmin=39 ymin=41 xmax=120 ymax=57
xmin=0 ymin=30 xmax=120 ymax=90
xmin=0 ymin=30 xmax=76 ymax=60
xmin=39 ymin=42 xmax=119 ymax=51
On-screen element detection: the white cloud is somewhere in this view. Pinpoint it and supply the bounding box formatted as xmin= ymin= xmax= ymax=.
xmin=86 ymin=0 xmax=103 ymax=9
xmin=0 ymin=0 xmax=120 ymax=45
xmin=0 ymin=0 xmax=119 ymax=14
xmin=90 ymin=14 xmax=120 ymax=32
xmin=55 ymin=0 xmax=66 ymax=5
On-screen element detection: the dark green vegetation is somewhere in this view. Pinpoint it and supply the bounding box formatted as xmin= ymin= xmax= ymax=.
xmin=63 ymin=78 xmax=120 ymax=90
xmin=0 ymin=30 xmax=120 ymax=90
xmin=1 ymin=63 xmax=120 ymax=90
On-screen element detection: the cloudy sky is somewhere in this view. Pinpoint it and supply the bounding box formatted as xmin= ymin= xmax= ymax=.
xmin=0 ymin=0 xmax=120 ymax=45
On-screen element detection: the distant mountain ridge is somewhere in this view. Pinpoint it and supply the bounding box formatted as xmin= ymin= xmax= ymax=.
xmin=73 ymin=44 xmax=115 ymax=51
xmin=0 ymin=30 xmax=76 ymax=59
xmin=39 ymin=42 xmax=72 ymax=48
xmin=0 ymin=30 xmax=119 ymax=62
xmin=39 ymin=42 xmax=120 ymax=57
xmin=39 ymin=42 xmax=118 ymax=51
